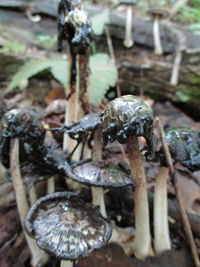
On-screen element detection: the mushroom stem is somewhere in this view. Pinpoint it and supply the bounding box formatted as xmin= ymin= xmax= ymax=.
xmin=63 ymin=49 xmax=79 ymax=158
xmin=154 ymin=166 xmax=171 ymax=254
xmin=29 ymin=186 xmax=38 ymax=206
xmin=92 ymin=126 xmax=107 ymax=218
xmin=128 ymin=136 xmax=153 ymax=259
xmin=60 ymin=260 xmax=73 ymax=267
xmin=10 ymin=138 xmax=48 ymax=266
xmin=78 ymin=51 xmax=91 ymax=115
xmin=153 ymin=17 xmax=163 ymax=55
xmin=0 ymin=161 xmax=6 ymax=183
xmin=170 ymin=50 xmax=182 ymax=86
xmin=47 ymin=175 xmax=55 ymax=194
xmin=124 ymin=6 xmax=134 ymax=48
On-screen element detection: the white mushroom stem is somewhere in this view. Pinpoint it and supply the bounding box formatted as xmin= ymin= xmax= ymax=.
xmin=47 ymin=175 xmax=56 ymax=194
xmin=60 ymin=260 xmax=73 ymax=267
xmin=154 ymin=167 xmax=171 ymax=254
xmin=153 ymin=16 xmax=163 ymax=55
xmin=10 ymin=138 xmax=48 ymax=267
xmin=124 ymin=6 xmax=134 ymax=48
xmin=92 ymin=126 xmax=107 ymax=218
xmin=128 ymin=136 xmax=153 ymax=259
xmin=29 ymin=186 xmax=38 ymax=206
xmin=0 ymin=161 xmax=6 ymax=183
xmin=170 ymin=50 xmax=182 ymax=86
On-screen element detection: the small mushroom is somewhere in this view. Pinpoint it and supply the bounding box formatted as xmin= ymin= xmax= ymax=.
xmin=24 ymin=192 xmax=112 ymax=266
xmin=119 ymin=0 xmax=138 ymax=48
xmin=165 ymin=128 xmax=200 ymax=172
xmin=148 ymin=7 xmax=169 ymax=55
xmin=102 ymin=95 xmax=155 ymax=259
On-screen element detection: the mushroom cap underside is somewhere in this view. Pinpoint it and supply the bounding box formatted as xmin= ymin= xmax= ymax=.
xmin=73 ymin=160 xmax=134 ymax=187
xmin=24 ymin=192 xmax=112 ymax=260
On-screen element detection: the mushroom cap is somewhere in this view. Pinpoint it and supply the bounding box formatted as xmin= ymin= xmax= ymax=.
xmin=147 ymin=7 xmax=169 ymax=19
xmin=102 ymin=95 xmax=153 ymax=144
xmin=165 ymin=127 xmax=200 ymax=172
xmin=72 ymin=160 xmax=134 ymax=188
xmin=24 ymin=192 xmax=112 ymax=260
xmin=119 ymin=0 xmax=138 ymax=5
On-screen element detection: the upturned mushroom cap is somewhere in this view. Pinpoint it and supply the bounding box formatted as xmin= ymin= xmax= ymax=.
xmin=73 ymin=160 xmax=134 ymax=188
xmin=165 ymin=127 xmax=200 ymax=172
xmin=24 ymin=192 xmax=112 ymax=260
xmin=148 ymin=7 xmax=169 ymax=19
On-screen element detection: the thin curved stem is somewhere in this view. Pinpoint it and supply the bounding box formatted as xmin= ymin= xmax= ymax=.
xmin=10 ymin=138 xmax=48 ymax=266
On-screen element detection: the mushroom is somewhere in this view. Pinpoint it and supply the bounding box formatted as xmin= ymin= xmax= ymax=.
xmin=157 ymin=121 xmax=200 ymax=266
xmin=119 ymin=0 xmax=138 ymax=48
xmin=165 ymin=127 xmax=200 ymax=172
xmin=101 ymin=95 xmax=155 ymax=259
xmin=148 ymin=7 xmax=169 ymax=55
xmin=24 ymin=192 xmax=112 ymax=267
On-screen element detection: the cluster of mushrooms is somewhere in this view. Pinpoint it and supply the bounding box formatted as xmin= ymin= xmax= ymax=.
xmin=0 ymin=0 xmax=200 ymax=266
xmin=1 ymin=95 xmax=200 ymax=266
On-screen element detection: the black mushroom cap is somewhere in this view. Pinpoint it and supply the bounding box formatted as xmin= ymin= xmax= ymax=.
xmin=24 ymin=192 xmax=112 ymax=260
xmin=102 ymin=95 xmax=155 ymax=161
xmin=72 ymin=160 xmax=134 ymax=188
xmin=119 ymin=0 xmax=138 ymax=5
xmin=165 ymin=127 xmax=200 ymax=172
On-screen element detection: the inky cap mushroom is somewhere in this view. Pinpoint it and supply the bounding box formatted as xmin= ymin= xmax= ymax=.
xmin=73 ymin=160 xmax=133 ymax=188
xmin=102 ymin=95 xmax=155 ymax=161
xmin=24 ymin=192 xmax=112 ymax=260
xmin=165 ymin=127 xmax=200 ymax=172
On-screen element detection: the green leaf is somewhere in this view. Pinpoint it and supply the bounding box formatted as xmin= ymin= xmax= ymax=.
xmin=6 ymin=57 xmax=68 ymax=92
xmin=90 ymin=53 xmax=117 ymax=105
xmin=91 ymin=9 xmax=110 ymax=35
xmin=6 ymin=53 xmax=117 ymax=106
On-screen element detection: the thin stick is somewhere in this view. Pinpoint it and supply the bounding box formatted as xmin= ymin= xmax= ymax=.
xmin=156 ymin=117 xmax=200 ymax=267
xmin=10 ymin=138 xmax=48 ymax=266
xmin=128 ymin=136 xmax=153 ymax=259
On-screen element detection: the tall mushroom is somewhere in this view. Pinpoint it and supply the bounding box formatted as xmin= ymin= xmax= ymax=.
xmin=101 ymin=95 xmax=155 ymax=259
xmin=24 ymin=192 xmax=112 ymax=267
xmin=119 ymin=0 xmax=138 ymax=48
xmin=148 ymin=7 xmax=169 ymax=55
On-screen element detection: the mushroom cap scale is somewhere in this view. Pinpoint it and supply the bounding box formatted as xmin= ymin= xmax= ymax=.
xmin=165 ymin=127 xmax=200 ymax=172
xmin=24 ymin=192 xmax=112 ymax=260
xmin=73 ymin=160 xmax=134 ymax=188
